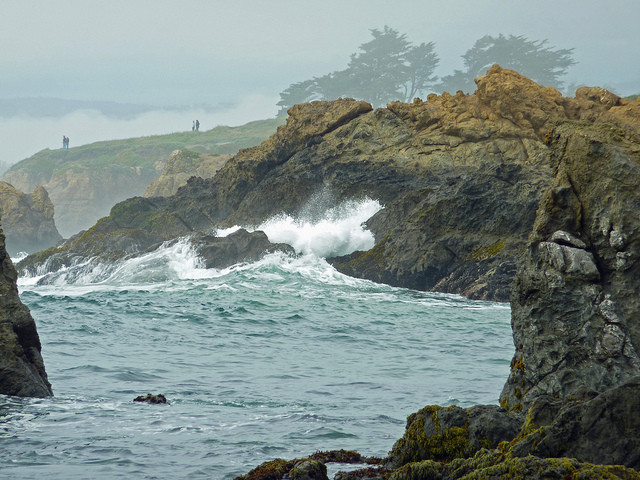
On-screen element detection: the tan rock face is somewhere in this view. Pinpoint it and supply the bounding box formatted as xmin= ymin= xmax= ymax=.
xmin=144 ymin=150 xmax=230 ymax=198
xmin=0 ymin=181 xmax=61 ymax=255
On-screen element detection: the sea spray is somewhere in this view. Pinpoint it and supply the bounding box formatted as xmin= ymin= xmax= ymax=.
xmin=19 ymin=197 xmax=383 ymax=287
xmin=213 ymin=197 xmax=383 ymax=258
xmin=257 ymin=198 xmax=382 ymax=257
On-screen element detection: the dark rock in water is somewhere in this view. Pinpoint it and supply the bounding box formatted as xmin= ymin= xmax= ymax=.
xmin=0 ymin=223 xmax=52 ymax=397
xmin=190 ymin=229 xmax=295 ymax=269
xmin=288 ymin=459 xmax=328 ymax=480
xmin=133 ymin=393 xmax=167 ymax=404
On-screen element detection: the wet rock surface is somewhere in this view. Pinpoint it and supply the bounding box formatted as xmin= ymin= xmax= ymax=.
xmin=0 ymin=223 xmax=52 ymax=397
xmin=190 ymin=228 xmax=294 ymax=269
xmin=133 ymin=393 xmax=168 ymax=404
xmin=231 ymin=70 xmax=640 ymax=478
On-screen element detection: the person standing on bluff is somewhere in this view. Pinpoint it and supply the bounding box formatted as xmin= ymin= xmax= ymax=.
xmin=62 ymin=136 xmax=69 ymax=149
xmin=195 ymin=119 xmax=200 ymax=131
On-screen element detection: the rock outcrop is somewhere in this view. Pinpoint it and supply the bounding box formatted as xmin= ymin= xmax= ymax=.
xmin=190 ymin=229 xmax=295 ymax=269
xmin=2 ymin=118 xmax=281 ymax=237
xmin=143 ymin=149 xmax=230 ymax=197
xmin=19 ymin=66 xmax=640 ymax=303
xmin=230 ymin=69 xmax=640 ymax=478
xmin=0 ymin=222 xmax=52 ymax=397
xmin=501 ymin=118 xmax=640 ymax=412
xmin=0 ymin=181 xmax=61 ymax=255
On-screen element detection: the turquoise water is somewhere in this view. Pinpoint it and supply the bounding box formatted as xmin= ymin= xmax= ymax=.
xmin=0 ymin=201 xmax=513 ymax=479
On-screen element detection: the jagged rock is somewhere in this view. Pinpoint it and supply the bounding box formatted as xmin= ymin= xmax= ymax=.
xmin=0 ymin=182 xmax=62 ymax=255
xmin=501 ymin=118 xmax=640 ymax=412
xmin=509 ymin=376 xmax=640 ymax=469
xmin=17 ymin=68 xmax=640 ymax=304
xmin=144 ymin=149 xmax=230 ymax=197
xmin=0 ymin=223 xmax=52 ymax=397
xmin=190 ymin=229 xmax=295 ymax=269
xmin=133 ymin=393 xmax=168 ymax=404
xmin=385 ymin=405 xmax=521 ymax=468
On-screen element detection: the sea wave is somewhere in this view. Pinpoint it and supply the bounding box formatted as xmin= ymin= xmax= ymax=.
xmin=17 ymin=197 xmax=383 ymax=290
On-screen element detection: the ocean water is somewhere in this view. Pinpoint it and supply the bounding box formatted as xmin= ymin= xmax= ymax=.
xmin=0 ymin=199 xmax=513 ymax=479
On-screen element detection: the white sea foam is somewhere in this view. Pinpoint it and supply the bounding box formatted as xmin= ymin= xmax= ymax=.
xmin=258 ymin=197 xmax=382 ymax=257
xmin=18 ymin=197 xmax=383 ymax=289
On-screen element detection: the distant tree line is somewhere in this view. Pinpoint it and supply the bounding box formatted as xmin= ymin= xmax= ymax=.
xmin=277 ymin=28 xmax=576 ymax=111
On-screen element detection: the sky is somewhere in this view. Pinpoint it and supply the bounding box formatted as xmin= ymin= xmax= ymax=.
xmin=1 ymin=0 xmax=639 ymax=166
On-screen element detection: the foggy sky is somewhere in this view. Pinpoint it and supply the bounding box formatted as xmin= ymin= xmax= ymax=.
xmin=1 ymin=1 xmax=639 ymax=167
xmin=3 ymin=0 xmax=639 ymax=106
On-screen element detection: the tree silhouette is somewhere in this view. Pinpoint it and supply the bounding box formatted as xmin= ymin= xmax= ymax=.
xmin=439 ymin=34 xmax=576 ymax=93
xmin=277 ymin=26 xmax=439 ymax=110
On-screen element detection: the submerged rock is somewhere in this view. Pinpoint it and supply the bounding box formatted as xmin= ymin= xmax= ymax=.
xmin=133 ymin=393 xmax=168 ymax=404
xmin=0 ymin=222 xmax=52 ymax=397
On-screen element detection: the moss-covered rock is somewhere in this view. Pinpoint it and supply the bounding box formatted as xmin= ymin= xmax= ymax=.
xmin=386 ymin=405 xmax=521 ymax=468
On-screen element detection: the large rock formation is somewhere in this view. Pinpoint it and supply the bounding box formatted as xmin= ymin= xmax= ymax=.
xmin=501 ymin=117 xmax=640 ymax=412
xmin=0 ymin=222 xmax=52 ymax=397
xmin=0 ymin=181 xmax=62 ymax=255
xmin=230 ymin=70 xmax=640 ymax=478
xmin=19 ymin=66 xmax=640 ymax=303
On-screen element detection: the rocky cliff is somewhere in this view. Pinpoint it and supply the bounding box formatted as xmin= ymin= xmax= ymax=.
xmin=500 ymin=114 xmax=640 ymax=411
xmin=2 ymin=118 xmax=281 ymax=237
xmin=17 ymin=66 xmax=640 ymax=304
xmin=143 ymin=149 xmax=230 ymax=197
xmin=227 ymin=69 xmax=640 ymax=478
xmin=0 ymin=221 xmax=52 ymax=397
xmin=0 ymin=182 xmax=62 ymax=255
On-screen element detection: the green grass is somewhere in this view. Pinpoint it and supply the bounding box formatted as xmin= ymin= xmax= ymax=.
xmin=5 ymin=116 xmax=284 ymax=181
